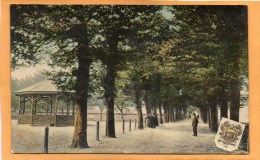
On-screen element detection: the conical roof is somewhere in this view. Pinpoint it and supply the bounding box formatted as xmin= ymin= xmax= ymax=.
xmin=15 ymin=80 xmax=62 ymax=95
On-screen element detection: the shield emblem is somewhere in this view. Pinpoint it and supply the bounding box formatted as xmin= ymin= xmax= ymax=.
xmin=215 ymin=117 xmax=245 ymax=152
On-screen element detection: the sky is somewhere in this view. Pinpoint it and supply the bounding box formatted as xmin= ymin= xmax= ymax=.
xmin=11 ymin=64 xmax=51 ymax=80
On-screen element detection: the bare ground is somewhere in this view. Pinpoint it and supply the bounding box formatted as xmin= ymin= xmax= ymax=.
xmin=12 ymin=119 xmax=246 ymax=154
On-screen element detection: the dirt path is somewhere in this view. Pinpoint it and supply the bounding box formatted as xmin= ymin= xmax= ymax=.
xmin=12 ymin=119 xmax=244 ymax=154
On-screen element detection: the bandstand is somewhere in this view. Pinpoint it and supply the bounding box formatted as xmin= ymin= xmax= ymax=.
xmin=15 ymin=80 xmax=75 ymax=126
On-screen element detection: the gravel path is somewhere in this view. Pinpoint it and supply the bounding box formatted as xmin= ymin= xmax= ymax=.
xmin=12 ymin=119 xmax=246 ymax=154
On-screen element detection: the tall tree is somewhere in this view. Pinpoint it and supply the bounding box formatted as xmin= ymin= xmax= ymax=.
xmin=215 ymin=7 xmax=248 ymax=122
xmin=11 ymin=5 xmax=100 ymax=148
xmin=169 ymin=6 xmax=247 ymax=124
xmin=92 ymin=6 xmax=162 ymax=137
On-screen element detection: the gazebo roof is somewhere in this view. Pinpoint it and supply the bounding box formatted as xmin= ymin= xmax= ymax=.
xmin=15 ymin=80 xmax=68 ymax=95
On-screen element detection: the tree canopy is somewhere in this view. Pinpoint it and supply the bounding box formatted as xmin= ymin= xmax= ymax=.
xmin=11 ymin=5 xmax=248 ymax=148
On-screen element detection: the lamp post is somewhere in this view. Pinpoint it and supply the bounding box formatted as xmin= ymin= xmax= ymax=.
xmin=179 ymin=89 xmax=182 ymax=96
xmin=178 ymin=89 xmax=183 ymax=119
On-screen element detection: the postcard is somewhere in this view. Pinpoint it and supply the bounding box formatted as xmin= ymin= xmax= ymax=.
xmin=1 ymin=0 xmax=260 ymax=160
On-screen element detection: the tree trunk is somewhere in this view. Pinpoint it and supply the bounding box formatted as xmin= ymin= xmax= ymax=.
xmin=169 ymin=106 xmax=172 ymax=122
xmin=201 ymin=107 xmax=208 ymax=123
xmin=164 ymin=107 xmax=168 ymax=123
xmin=120 ymin=111 xmax=124 ymax=121
xmin=71 ymin=104 xmax=88 ymax=148
xmin=204 ymin=111 xmax=208 ymax=123
xmin=200 ymin=109 xmax=204 ymax=121
xmin=171 ymin=107 xmax=175 ymax=122
xmin=163 ymin=104 xmax=169 ymax=123
xmin=220 ymin=89 xmax=228 ymax=119
xmin=220 ymin=100 xmax=228 ymax=119
xmin=70 ymin=58 xmax=90 ymax=148
xmin=144 ymin=91 xmax=152 ymax=116
xmin=158 ymin=104 xmax=163 ymax=124
xmin=176 ymin=108 xmax=179 ymax=120
xmin=100 ymin=111 xmax=103 ymax=121
xmin=104 ymin=64 xmax=116 ymax=138
xmin=210 ymin=105 xmax=218 ymax=132
xmin=153 ymin=107 xmax=159 ymax=126
xmin=183 ymin=107 xmax=187 ymax=119
xmin=208 ymin=108 xmax=211 ymax=128
xmin=134 ymin=84 xmax=144 ymax=129
xmin=155 ymin=75 xmax=163 ymax=124
xmin=103 ymin=33 xmax=120 ymax=138
xmin=169 ymin=108 xmax=172 ymax=122
xmin=230 ymin=79 xmax=240 ymax=122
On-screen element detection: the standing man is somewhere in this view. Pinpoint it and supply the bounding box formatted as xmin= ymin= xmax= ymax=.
xmin=192 ymin=113 xmax=199 ymax=136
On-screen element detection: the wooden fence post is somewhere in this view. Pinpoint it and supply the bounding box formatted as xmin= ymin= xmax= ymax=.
xmin=96 ymin=121 xmax=99 ymax=141
xmin=44 ymin=127 xmax=49 ymax=154
xmin=129 ymin=119 xmax=131 ymax=132
xmin=123 ymin=120 xmax=125 ymax=134
xmin=135 ymin=119 xmax=137 ymax=130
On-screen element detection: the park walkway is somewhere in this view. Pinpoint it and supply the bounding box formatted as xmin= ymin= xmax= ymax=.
xmin=85 ymin=119 xmax=230 ymax=154
xmin=12 ymin=119 xmax=246 ymax=154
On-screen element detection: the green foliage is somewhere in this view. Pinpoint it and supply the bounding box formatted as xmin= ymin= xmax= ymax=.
xmin=11 ymin=5 xmax=248 ymax=120
xmin=114 ymin=89 xmax=133 ymax=114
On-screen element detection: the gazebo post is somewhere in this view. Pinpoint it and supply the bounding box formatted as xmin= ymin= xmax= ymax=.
xmin=18 ymin=96 xmax=22 ymax=114
xmin=17 ymin=96 xmax=22 ymax=124
xmin=68 ymin=100 xmax=71 ymax=115
xmin=54 ymin=95 xmax=58 ymax=126
xmin=23 ymin=97 xmax=26 ymax=114
xmin=34 ymin=100 xmax=37 ymax=115
xmin=54 ymin=95 xmax=58 ymax=115
xmin=50 ymin=99 xmax=53 ymax=115
xmin=30 ymin=95 xmax=34 ymax=126
xmin=45 ymin=99 xmax=49 ymax=115
xmin=72 ymin=102 xmax=75 ymax=116
xmin=18 ymin=96 xmax=26 ymax=115
xmin=66 ymin=96 xmax=69 ymax=115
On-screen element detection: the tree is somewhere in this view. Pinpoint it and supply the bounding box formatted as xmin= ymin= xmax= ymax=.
xmin=11 ymin=5 xmax=100 ymax=148
xmin=88 ymin=61 xmax=106 ymax=121
xmin=129 ymin=9 xmax=173 ymax=125
xmin=171 ymin=6 xmax=247 ymax=123
xmin=115 ymin=89 xmax=132 ymax=121
xmin=91 ymin=6 xmax=162 ymax=137
xmin=214 ymin=7 xmax=248 ymax=122
xmin=11 ymin=5 xmax=248 ymax=144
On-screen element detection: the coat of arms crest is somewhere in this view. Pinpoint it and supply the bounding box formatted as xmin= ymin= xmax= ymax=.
xmin=214 ymin=117 xmax=245 ymax=152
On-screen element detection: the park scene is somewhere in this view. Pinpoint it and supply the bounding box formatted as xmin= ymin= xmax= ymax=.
xmin=11 ymin=5 xmax=248 ymax=154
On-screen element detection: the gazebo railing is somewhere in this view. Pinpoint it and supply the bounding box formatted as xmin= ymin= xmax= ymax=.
xmin=18 ymin=114 xmax=74 ymax=126
xmin=18 ymin=115 xmax=31 ymax=124
xmin=32 ymin=115 xmax=56 ymax=125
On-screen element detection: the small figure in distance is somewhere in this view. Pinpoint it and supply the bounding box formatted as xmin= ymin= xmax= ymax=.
xmin=192 ymin=113 xmax=199 ymax=137
xmin=145 ymin=113 xmax=156 ymax=128
xmin=151 ymin=113 xmax=157 ymax=128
